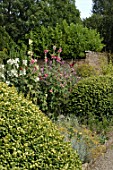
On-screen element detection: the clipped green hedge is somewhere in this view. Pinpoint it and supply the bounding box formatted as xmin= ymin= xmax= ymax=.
xmin=0 ymin=82 xmax=81 ymax=170
xmin=68 ymin=76 xmax=113 ymax=126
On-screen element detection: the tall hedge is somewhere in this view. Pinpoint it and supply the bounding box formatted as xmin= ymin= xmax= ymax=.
xmin=67 ymin=76 xmax=113 ymax=125
xmin=30 ymin=20 xmax=104 ymax=59
xmin=0 ymin=82 xmax=82 ymax=170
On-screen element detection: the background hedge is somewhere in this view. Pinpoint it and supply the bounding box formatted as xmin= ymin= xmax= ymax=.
xmin=0 ymin=82 xmax=82 ymax=170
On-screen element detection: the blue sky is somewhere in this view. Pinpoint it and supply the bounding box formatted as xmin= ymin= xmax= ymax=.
xmin=76 ymin=0 xmax=93 ymax=19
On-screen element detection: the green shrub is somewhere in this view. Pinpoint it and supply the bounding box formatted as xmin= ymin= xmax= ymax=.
xmin=0 ymin=82 xmax=82 ymax=170
xmin=67 ymin=76 xmax=113 ymax=132
xmin=30 ymin=20 xmax=104 ymax=59
xmin=76 ymin=63 xmax=97 ymax=78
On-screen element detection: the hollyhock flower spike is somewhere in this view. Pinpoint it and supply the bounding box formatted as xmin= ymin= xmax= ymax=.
xmin=30 ymin=59 xmax=37 ymax=64
xmin=56 ymin=56 xmax=61 ymax=63
xmin=57 ymin=47 xmax=62 ymax=53
xmin=49 ymin=89 xmax=53 ymax=93
xmin=44 ymin=57 xmax=48 ymax=63
xmin=44 ymin=74 xmax=48 ymax=78
xmin=51 ymin=55 xmax=57 ymax=59
xmin=44 ymin=50 xmax=49 ymax=54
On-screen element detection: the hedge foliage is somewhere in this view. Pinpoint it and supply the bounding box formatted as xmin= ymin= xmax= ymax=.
xmin=67 ymin=76 xmax=113 ymax=128
xmin=0 ymin=82 xmax=82 ymax=170
xmin=28 ymin=20 xmax=104 ymax=59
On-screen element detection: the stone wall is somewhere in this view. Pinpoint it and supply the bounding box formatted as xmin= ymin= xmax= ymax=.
xmin=85 ymin=51 xmax=108 ymax=69
xmin=38 ymin=52 xmax=109 ymax=70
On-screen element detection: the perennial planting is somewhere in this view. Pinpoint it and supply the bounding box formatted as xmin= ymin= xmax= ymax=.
xmin=0 ymin=46 xmax=77 ymax=118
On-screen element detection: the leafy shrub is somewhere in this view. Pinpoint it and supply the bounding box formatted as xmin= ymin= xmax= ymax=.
xmin=101 ymin=60 xmax=113 ymax=76
xmin=0 ymin=82 xmax=82 ymax=170
xmin=30 ymin=20 xmax=104 ymax=59
xmin=67 ymin=75 xmax=113 ymax=132
xmin=75 ymin=63 xmax=97 ymax=77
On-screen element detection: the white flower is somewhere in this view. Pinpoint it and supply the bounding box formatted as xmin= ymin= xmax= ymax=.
xmin=28 ymin=51 xmax=33 ymax=56
xmin=35 ymin=77 xmax=40 ymax=82
xmin=29 ymin=39 xmax=33 ymax=45
xmin=23 ymin=60 xmax=27 ymax=66
xmin=0 ymin=74 xmax=5 ymax=79
xmin=7 ymin=59 xmax=13 ymax=65
xmin=0 ymin=64 xmax=4 ymax=69
xmin=7 ymin=58 xmax=20 ymax=65
xmin=15 ymin=63 xmax=19 ymax=69
xmin=7 ymin=69 xmax=18 ymax=77
xmin=15 ymin=58 xmax=19 ymax=63
xmin=6 ymin=81 xmax=10 ymax=85
xmin=19 ymin=68 xmax=26 ymax=76
xmin=11 ymin=69 xmax=18 ymax=77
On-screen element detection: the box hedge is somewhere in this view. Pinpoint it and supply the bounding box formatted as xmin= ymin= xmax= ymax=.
xmin=67 ymin=76 xmax=113 ymax=127
xmin=0 ymin=82 xmax=82 ymax=170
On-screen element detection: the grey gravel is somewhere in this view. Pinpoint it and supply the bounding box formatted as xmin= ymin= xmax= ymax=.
xmin=89 ymin=145 xmax=113 ymax=170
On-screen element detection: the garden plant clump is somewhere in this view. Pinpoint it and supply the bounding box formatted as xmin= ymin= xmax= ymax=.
xmin=55 ymin=115 xmax=107 ymax=163
xmin=0 ymin=46 xmax=77 ymax=119
xmin=0 ymin=82 xmax=82 ymax=170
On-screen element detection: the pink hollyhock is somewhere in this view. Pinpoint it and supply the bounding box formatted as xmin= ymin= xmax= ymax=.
xmin=30 ymin=59 xmax=37 ymax=64
xmin=44 ymin=74 xmax=48 ymax=78
xmin=49 ymin=89 xmax=53 ymax=93
xmin=44 ymin=57 xmax=48 ymax=62
xmin=57 ymin=47 xmax=62 ymax=53
xmin=56 ymin=56 xmax=61 ymax=62
xmin=51 ymin=55 xmax=57 ymax=59
xmin=44 ymin=50 xmax=49 ymax=54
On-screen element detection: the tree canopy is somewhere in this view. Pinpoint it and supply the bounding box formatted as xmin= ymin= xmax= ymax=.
xmin=0 ymin=0 xmax=81 ymax=43
xmin=84 ymin=0 xmax=113 ymax=52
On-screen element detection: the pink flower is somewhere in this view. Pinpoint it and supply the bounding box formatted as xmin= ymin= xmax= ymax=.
xmin=30 ymin=59 xmax=37 ymax=64
xmin=51 ymin=55 xmax=57 ymax=59
xmin=44 ymin=74 xmax=48 ymax=78
xmin=60 ymin=84 xmax=64 ymax=88
xmin=56 ymin=56 xmax=61 ymax=62
xmin=57 ymin=47 xmax=62 ymax=53
xmin=49 ymin=89 xmax=53 ymax=93
xmin=44 ymin=50 xmax=49 ymax=54
xmin=44 ymin=57 xmax=48 ymax=62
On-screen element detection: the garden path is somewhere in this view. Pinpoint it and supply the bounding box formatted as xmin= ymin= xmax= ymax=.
xmin=89 ymin=145 xmax=113 ymax=170
xmin=87 ymin=131 xmax=113 ymax=170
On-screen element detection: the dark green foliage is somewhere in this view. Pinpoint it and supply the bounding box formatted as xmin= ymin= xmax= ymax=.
xmin=0 ymin=0 xmax=81 ymax=43
xmin=84 ymin=0 xmax=113 ymax=52
xmin=0 ymin=26 xmax=16 ymax=62
xmin=0 ymin=82 xmax=82 ymax=170
xmin=67 ymin=76 xmax=113 ymax=131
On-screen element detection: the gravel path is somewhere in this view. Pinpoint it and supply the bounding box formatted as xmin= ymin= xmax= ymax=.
xmin=89 ymin=145 xmax=113 ymax=170
xmin=82 ymin=131 xmax=113 ymax=170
